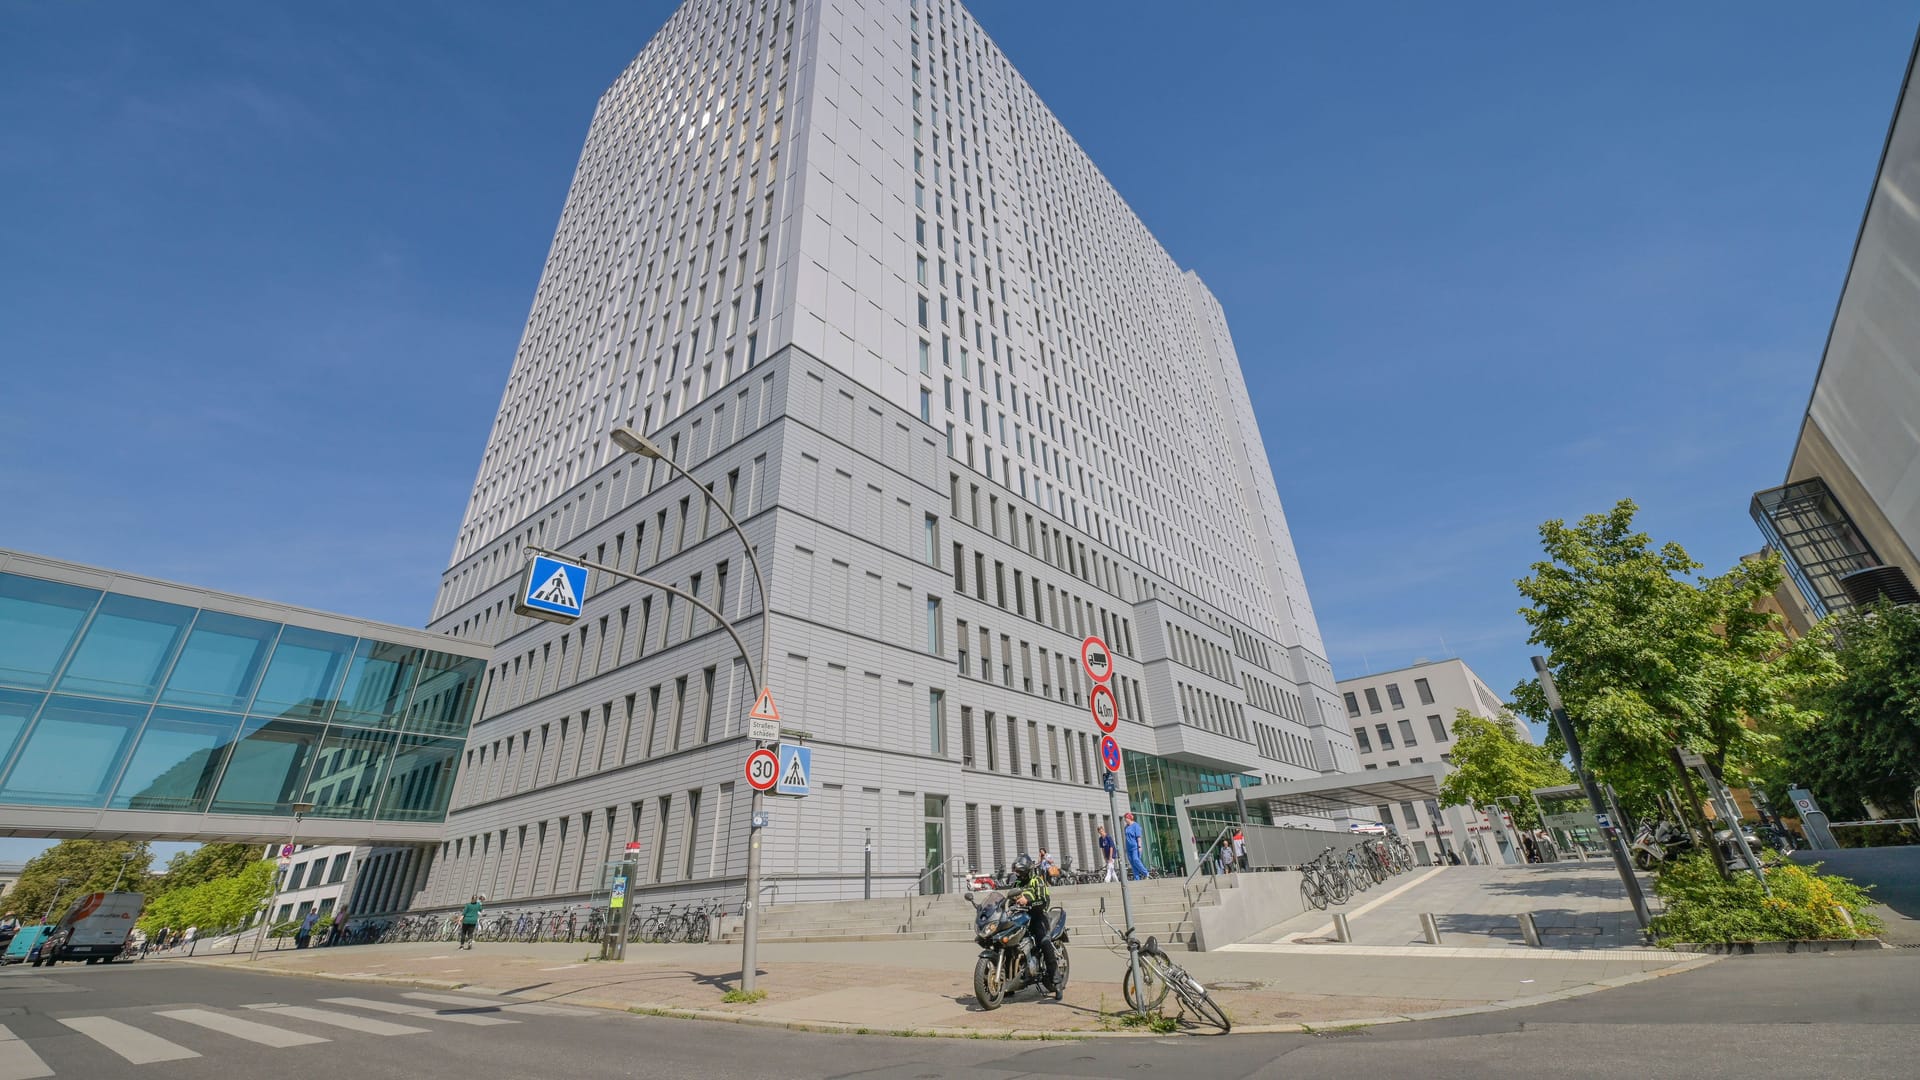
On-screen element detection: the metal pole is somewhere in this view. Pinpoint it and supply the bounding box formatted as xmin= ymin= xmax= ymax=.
xmin=41 ymin=878 xmax=70 ymax=924
xmin=111 ymin=852 xmax=133 ymax=893
xmin=608 ymin=438 xmax=774 ymax=994
xmin=1531 ymin=656 xmax=1651 ymax=929
xmin=1105 ymin=775 xmax=1143 ymax=1014
xmin=251 ymin=809 xmax=306 ymax=962
xmin=864 ymin=828 xmax=872 ymax=900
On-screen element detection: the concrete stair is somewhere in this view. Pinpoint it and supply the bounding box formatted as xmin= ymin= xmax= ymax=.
xmin=714 ymin=879 xmax=1217 ymax=948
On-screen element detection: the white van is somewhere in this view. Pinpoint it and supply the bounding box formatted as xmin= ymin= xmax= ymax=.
xmin=52 ymin=892 xmax=145 ymax=964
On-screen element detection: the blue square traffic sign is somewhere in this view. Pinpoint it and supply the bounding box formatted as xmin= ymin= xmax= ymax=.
xmin=774 ymin=743 xmax=811 ymax=797
xmin=516 ymin=555 xmax=588 ymax=623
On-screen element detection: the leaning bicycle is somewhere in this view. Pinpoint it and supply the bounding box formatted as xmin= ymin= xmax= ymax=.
xmin=1104 ymin=920 xmax=1229 ymax=1033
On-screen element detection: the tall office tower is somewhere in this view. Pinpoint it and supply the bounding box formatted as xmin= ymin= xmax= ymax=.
xmin=416 ymin=0 xmax=1355 ymax=910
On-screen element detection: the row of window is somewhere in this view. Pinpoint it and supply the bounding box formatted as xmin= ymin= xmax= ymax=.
xmin=1343 ymin=677 xmax=1438 ymax=717
xmin=959 ymin=706 xmax=1101 ymax=787
xmin=964 ymin=801 xmax=1111 ymax=877
xmin=1353 ymin=714 xmax=1450 ymax=754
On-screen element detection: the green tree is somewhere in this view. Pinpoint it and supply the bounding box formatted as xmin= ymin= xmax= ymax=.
xmin=1510 ymin=501 xmax=1829 ymax=819
xmin=1773 ymin=600 xmax=1920 ymax=818
xmin=156 ymin=843 xmax=262 ymax=895
xmin=139 ymin=860 xmax=275 ymax=936
xmin=1438 ymin=710 xmax=1573 ymax=828
xmin=6 ymin=840 xmax=155 ymax=921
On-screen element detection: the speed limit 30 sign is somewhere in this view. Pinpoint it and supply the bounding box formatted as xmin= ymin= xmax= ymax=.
xmin=745 ymin=748 xmax=780 ymax=791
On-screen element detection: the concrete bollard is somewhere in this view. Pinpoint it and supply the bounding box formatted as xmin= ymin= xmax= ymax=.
xmin=1420 ymin=912 xmax=1442 ymax=944
xmin=1517 ymin=912 xmax=1542 ymax=948
xmin=1333 ymin=913 xmax=1352 ymax=943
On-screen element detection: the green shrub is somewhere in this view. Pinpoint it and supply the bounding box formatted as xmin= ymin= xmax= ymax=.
xmin=1649 ymin=853 xmax=1883 ymax=944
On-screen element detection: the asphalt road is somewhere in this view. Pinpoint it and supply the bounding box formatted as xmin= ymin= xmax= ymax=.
xmin=0 ymin=950 xmax=1913 ymax=1079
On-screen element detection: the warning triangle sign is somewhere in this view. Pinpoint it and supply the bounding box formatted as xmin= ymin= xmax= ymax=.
xmin=749 ymin=688 xmax=781 ymax=723
xmin=530 ymin=566 xmax=579 ymax=609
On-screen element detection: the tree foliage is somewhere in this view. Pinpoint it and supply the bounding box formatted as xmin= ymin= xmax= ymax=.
xmin=1510 ymin=500 xmax=1831 ymax=808
xmin=139 ymin=859 xmax=275 ymax=936
xmin=157 ymin=844 xmax=262 ymax=894
xmin=1437 ymin=710 xmax=1572 ymax=828
xmin=1772 ymin=600 xmax=1920 ymax=818
xmin=5 ymin=841 xmax=154 ymax=921
xmin=1647 ymin=853 xmax=1880 ymax=944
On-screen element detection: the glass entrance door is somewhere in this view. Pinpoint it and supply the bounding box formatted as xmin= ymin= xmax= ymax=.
xmin=923 ymin=794 xmax=948 ymax=894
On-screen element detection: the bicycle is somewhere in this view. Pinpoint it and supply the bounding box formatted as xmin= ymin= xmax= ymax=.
xmin=1103 ymin=919 xmax=1229 ymax=1033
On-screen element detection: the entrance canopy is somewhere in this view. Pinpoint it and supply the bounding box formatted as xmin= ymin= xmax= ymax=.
xmin=1173 ymin=763 xmax=1455 ymax=871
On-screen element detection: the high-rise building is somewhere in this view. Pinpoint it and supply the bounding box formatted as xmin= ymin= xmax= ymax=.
xmin=1335 ymin=659 xmax=1514 ymax=865
xmin=1752 ymin=33 xmax=1920 ymax=618
xmin=419 ymin=0 xmax=1354 ymax=906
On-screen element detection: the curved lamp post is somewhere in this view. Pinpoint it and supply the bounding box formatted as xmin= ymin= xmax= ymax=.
xmin=609 ymin=424 xmax=774 ymax=993
xmin=250 ymin=801 xmax=314 ymax=961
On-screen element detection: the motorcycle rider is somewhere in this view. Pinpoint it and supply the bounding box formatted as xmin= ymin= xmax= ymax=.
xmin=1006 ymin=854 xmax=1059 ymax=994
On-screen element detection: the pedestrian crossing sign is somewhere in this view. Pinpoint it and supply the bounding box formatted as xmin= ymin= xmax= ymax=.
xmin=515 ymin=555 xmax=588 ymax=624
xmin=773 ymin=743 xmax=811 ymax=797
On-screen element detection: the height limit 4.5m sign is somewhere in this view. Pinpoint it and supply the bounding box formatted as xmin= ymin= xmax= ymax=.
xmin=1089 ymin=682 xmax=1118 ymax=734
xmin=1081 ymin=635 xmax=1112 ymax=684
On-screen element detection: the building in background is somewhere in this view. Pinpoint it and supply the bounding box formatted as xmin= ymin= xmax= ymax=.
xmin=0 ymin=861 xmax=21 ymax=901
xmin=418 ymin=0 xmax=1354 ymax=907
xmin=1753 ymin=33 xmax=1920 ymax=618
xmin=1336 ymin=659 xmax=1516 ymax=865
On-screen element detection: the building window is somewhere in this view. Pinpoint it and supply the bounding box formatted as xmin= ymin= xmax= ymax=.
xmin=1343 ymin=692 xmax=1360 ymax=717
xmin=1386 ymin=683 xmax=1404 ymax=709
xmin=1375 ymin=723 xmax=1393 ymax=750
xmin=924 ymin=514 xmax=939 ymax=564
xmin=1364 ymin=688 xmax=1382 ymax=713
xmin=328 ymin=853 xmax=349 ymax=883
xmin=1397 ymin=719 xmax=1417 ymax=746
xmin=1353 ymin=727 xmax=1372 ymax=753
xmin=1414 ymin=678 xmax=1435 ymax=705
xmin=919 ymin=388 xmax=932 ymax=422
xmin=928 ymin=689 xmax=946 ymax=755
xmin=1428 ymin=714 xmax=1448 ymax=742
xmin=926 ymin=597 xmax=942 ymax=655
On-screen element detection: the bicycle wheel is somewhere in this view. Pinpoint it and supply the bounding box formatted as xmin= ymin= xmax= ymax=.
xmin=1122 ymin=952 xmax=1171 ymax=1012
xmin=1301 ymin=875 xmax=1326 ymax=911
xmin=1170 ymin=970 xmax=1231 ymax=1033
xmin=1329 ymin=872 xmax=1351 ymax=906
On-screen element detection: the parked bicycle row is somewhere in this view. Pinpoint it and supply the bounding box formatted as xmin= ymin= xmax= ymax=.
xmin=1297 ymin=833 xmax=1415 ymax=910
xmin=326 ymin=898 xmax=732 ymax=948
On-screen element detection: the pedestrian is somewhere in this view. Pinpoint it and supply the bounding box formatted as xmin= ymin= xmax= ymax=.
xmin=182 ymin=925 xmax=197 ymax=950
xmin=1522 ymin=835 xmax=1541 ymax=864
xmin=459 ymin=895 xmax=483 ymax=950
xmin=1097 ymin=826 xmax=1118 ymax=882
xmin=1123 ymin=813 xmax=1150 ymax=880
xmin=327 ymin=909 xmax=350 ymax=947
xmin=1233 ymin=830 xmax=1248 ymax=872
xmin=1036 ymin=848 xmax=1057 ymax=883
xmin=295 ymin=910 xmax=318 ymax=949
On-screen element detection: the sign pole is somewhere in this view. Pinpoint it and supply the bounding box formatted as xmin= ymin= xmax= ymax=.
xmin=1106 ymin=773 xmax=1143 ymax=1014
xmin=1532 ymin=656 xmax=1651 ymax=929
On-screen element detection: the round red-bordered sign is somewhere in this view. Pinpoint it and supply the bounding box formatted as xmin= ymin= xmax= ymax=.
xmin=745 ymin=748 xmax=780 ymax=791
xmin=1099 ymin=734 xmax=1123 ymax=773
xmin=1090 ymin=682 xmax=1118 ymax=734
xmin=1081 ymin=635 xmax=1113 ymax=683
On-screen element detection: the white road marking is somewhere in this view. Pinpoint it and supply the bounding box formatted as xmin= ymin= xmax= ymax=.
xmin=0 ymin=1025 xmax=53 ymax=1080
xmin=400 ymin=991 xmax=591 ymax=1017
xmin=321 ymin=997 xmax=516 ymax=1026
xmin=155 ymin=1008 xmax=330 ymax=1047
xmin=241 ymin=1004 xmax=427 ymax=1036
xmin=57 ymin=1016 xmax=199 ymax=1064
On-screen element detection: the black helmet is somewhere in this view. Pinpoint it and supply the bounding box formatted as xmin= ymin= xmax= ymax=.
xmin=1010 ymin=854 xmax=1035 ymax=883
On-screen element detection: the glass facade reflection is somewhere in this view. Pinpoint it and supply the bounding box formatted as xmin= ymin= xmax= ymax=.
xmin=1122 ymin=752 xmax=1272 ymax=877
xmin=0 ymin=566 xmax=484 ymax=823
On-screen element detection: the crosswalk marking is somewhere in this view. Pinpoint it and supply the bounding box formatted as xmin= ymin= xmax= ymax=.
xmin=320 ymin=997 xmax=516 ymax=1026
xmin=56 ymin=1017 xmax=199 ymax=1064
xmin=240 ymin=1005 xmax=427 ymax=1036
xmin=154 ymin=1009 xmax=330 ymax=1047
xmin=0 ymin=1025 xmax=53 ymax=1080
xmin=399 ymin=991 xmax=591 ymax=1017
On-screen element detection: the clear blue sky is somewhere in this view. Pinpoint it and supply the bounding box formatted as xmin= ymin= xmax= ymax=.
xmin=2 ymin=3 xmax=1915 ymax=862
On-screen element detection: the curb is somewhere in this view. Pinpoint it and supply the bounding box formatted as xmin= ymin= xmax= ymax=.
xmin=1670 ymin=938 xmax=1890 ymax=955
xmin=180 ymin=951 xmax=1722 ymax=1039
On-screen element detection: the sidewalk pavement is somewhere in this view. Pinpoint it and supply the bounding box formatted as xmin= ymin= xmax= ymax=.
xmin=1247 ymin=862 xmax=1656 ymax=951
xmin=179 ymin=924 xmax=1715 ymax=1037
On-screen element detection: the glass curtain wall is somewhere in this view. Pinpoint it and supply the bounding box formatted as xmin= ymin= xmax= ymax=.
xmin=0 ymin=571 xmax=482 ymax=822
xmin=1120 ymin=752 xmax=1270 ymax=877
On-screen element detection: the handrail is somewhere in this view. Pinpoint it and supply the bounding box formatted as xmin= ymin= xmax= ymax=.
xmin=1181 ymin=825 xmax=1238 ymax=901
xmin=904 ymin=855 xmax=970 ymax=898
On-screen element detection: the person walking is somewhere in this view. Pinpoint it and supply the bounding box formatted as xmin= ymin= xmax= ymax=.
xmin=295 ymin=910 xmax=318 ymax=949
xmin=459 ymin=895 xmax=483 ymax=950
xmin=1122 ymin=813 xmax=1150 ymax=880
xmin=1097 ymin=826 xmax=1118 ymax=882
xmin=326 ymin=909 xmax=350 ymax=947
xmin=1233 ymin=829 xmax=1249 ymax=872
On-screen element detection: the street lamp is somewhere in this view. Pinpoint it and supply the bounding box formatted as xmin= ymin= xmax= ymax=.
xmin=41 ymin=877 xmax=71 ymax=925
xmin=250 ymin=801 xmax=315 ymax=961
xmin=110 ymin=851 xmax=135 ymax=893
xmin=609 ymin=424 xmax=774 ymax=993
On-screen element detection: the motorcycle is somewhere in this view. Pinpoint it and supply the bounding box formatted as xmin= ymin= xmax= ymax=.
xmin=1632 ymin=820 xmax=1763 ymax=870
xmin=967 ymin=890 xmax=1069 ymax=1010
